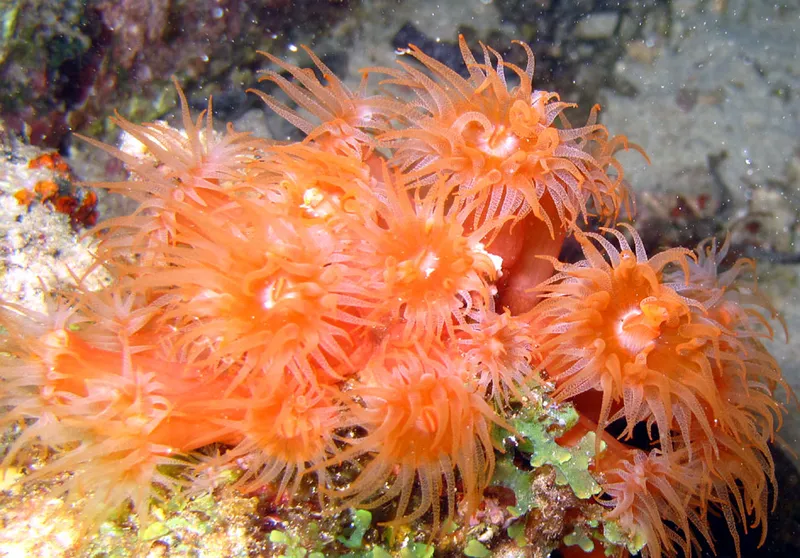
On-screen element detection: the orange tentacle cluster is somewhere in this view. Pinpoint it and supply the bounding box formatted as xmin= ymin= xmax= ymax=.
xmin=0 ymin=35 xmax=791 ymax=558
xmin=326 ymin=344 xmax=506 ymax=532
xmin=532 ymin=226 xmax=789 ymax=557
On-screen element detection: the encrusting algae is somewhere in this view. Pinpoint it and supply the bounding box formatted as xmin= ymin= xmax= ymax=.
xmin=0 ymin=35 xmax=793 ymax=558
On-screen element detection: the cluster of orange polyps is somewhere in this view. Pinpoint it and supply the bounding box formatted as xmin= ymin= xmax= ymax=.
xmin=0 ymin=36 xmax=790 ymax=557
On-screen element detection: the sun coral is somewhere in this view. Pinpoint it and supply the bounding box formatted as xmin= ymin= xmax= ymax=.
xmin=0 ymin=293 xmax=235 ymax=524
xmin=457 ymin=308 xmax=536 ymax=407
xmin=122 ymin=196 xmax=373 ymax=386
xmin=327 ymin=344 xmax=506 ymax=533
xmin=366 ymin=35 xmax=643 ymax=312
xmin=79 ymin=80 xmax=267 ymax=263
xmin=374 ymin=38 xmax=632 ymax=229
xmin=534 ymin=226 xmax=790 ymax=557
xmin=352 ymin=170 xmax=503 ymax=344
xmin=0 ymin=35 xmax=792 ymax=558
xmin=253 ymin=46 xmax=400 ymax=159
xmin=531 ymin=224 xmax=719 ymax=452
xmin=200 ymin=373 xmax=343 ymax=500
xmin=598 ymin=446 xmax=712 ymax=558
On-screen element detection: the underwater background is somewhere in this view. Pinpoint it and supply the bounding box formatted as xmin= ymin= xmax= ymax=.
xmin=0 ymin=0 xmax=798 ymax=556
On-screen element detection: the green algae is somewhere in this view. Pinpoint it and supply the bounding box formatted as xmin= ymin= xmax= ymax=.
xmin=563 ymin=524 xmax=595 ymax=553
xmin=463 ymin=539 xmax=491 ymax=557
xmin=337 ymin=509 xmax=373 ymax=549
xmin=514 ymin=402 xmax=602 ymax=500
xmin=269 ymin=529 xmax=326 ymax=558
xmin=492 ymin=398 xmax=602 ymax=508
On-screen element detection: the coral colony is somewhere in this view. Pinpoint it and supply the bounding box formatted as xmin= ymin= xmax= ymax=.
xmin=0 ymin=37 xmax=792 ymax=557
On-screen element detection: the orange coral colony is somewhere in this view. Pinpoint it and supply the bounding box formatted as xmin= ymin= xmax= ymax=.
xmin=536 ymin=227 xmax=788 ymax=557
xmin=371 ymin=37 xmax=642 ymax=313
xmin=0 ymin=35 xmax=792 ymax=558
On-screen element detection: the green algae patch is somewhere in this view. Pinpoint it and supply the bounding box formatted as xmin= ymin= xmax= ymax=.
xmin=463 ymin=539 xmax=491 ymax=557
xmin=603 ymin=520 xmax=647 ymax=556
xmin=564 ymin=525 xmax=595 ymax=553
xmin=337 ymin=509 xmax=373 ymax=549
xmin=269 ymin=529 xmax=325 ymax=558
xmin=507 ymin=521 xmax=526 ymax=546
xmin=492 ymin=455 xmax=538 ymax=516
xmin=139 ymin=521 xmax=170 ymax=541
xmin=399 ymin=542 xmax=435 ymax=558
xmin=511 ymin=402 xmax=602 ymax=500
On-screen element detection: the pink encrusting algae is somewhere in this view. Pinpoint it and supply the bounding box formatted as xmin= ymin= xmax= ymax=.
xmin=0 ymin=36 xmax=792 ymax=558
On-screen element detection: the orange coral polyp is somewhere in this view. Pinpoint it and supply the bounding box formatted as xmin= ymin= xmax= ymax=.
xmin=598 ymin=447 xmax=712 ymax=558
xmin=82 ymin=86 xmax=267 ymax=267
xmin=532 ymin=224 xmax=789 ymax=555
xmin=244 ymin=143 xmax=378 ymax=219
xmin=205 ymin=376 xmax=341 ymax=498
xmin=374 ymin=35 xmax=634 ymax=240
xmin=457 ymin=309 xmax=536 ymax=406
xmin=122 ymin=197 xmax=375 ymax=385
xmin=532 ymin=226 xmax=730 ymax=451
xmin=252 ymin=46 xmax=400 ymax=159
xmin=0 ymin=302 xmax=246 ymax=524
xmin=82 ymin=82 xmax=262 ymax=206
xmin=328 ymin=347 xmax=504 ymax=532
xmin=358 ymin=173 xmax=501 ymax=341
